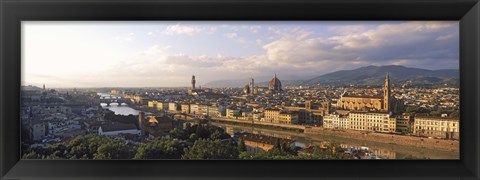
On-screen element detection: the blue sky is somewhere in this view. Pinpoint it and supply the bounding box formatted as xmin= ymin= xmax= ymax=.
xmin=22 ymin=21 xmax=459 ymax=88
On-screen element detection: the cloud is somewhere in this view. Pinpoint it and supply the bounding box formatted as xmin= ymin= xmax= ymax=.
xmin=107 ymin=21 xmax=459 ymax=85
xmin=268 ymin=27 xmax=313 ymax=40
xmin=328 ymin=22 xmax=457 ymax=50
xmin=223 ymin=32 xmax=247 ymax=44
xmin=255 ymin=39 xmax=263 ymax=45
xmin=261 ymin=21 xmax=459 ymax=71
xmin=328 ymin=25 xmax=370 ymax=35
xmin=436 ymin=32 xmax=457 ymax=41
xmin=111 ymin=45 xmax=171 ymax=74
xmin=164 ymin=54 xmax=224 ymax=68
xmin=113 ymin=32 xmax=135 ymax=43
xmin=223 ymin=32 xmax=238 ymax=39
xmin=163 ymin=24 xmax=216 ymax=36
xmin=35 ymin=21 xmax=458 ymax=87
xmin=249 ymin=26 xmax=261 ymax=33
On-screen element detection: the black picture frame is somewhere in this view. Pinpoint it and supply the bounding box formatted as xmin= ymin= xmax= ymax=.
xmin=1 ymin=0 xmax=479 ymax=179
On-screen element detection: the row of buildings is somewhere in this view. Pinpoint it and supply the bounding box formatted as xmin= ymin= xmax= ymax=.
xmin=323 ymin=112 xmax=459 ymax=139
xmin=146 ymin=99 xmax=331 ymax=125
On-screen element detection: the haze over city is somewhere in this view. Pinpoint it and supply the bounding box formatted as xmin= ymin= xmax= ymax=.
xmin=22 ymin=21 xmax=459 ymax=88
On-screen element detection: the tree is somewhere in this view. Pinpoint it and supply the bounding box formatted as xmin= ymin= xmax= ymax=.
xmin=208 ymin=126 xmax=230 ymax=140
xmin=238 ymin=139 xmax=247 ymax=152
xmin=450 ymin=110 xmax=460 ymax=118
xmin=185 ymin=123 xmax=192 ymax=129
xmin=195 ymin=125 xmax=210 ymax=139
xmin=43 ymin=154 xmax=64 ymax=160
xmin=239 ymin=151 xmax=253 ymax=159
xmin=23 ymin=151 xmax=41 ymax=159
xmin=405 ymin=106 xmax=430 ymax=116
xmin=209 ymin=130 xmax=223 ymax=140
xmin=239 ymin=149 xmax=301 ymax=160
xmin=65 ymin=135 xmax=114 ymax=159
xmin=309 ymin=144 xmax=344 ymax=159
xmin=169 ymin=128 xmax=188 ymax=140
xmin=94 ymin=141 xmax=134 ymax=159
xmin=182 ymin=139 xmax=239 ymax=159
xmin=185 ymin=124 xmax=197 ymax=135
xmin=134 ymin=138 xmax=187 ymax=159
xmin=197 ymin=119 xmax=209 ymax=126
xmin=273 ymin=139 xmax=281 ymax=151
xmin=22 ymin=134 xmax=136 ymax=160
xmin=188 ymin=133 xmax=198 ymax=142
xmin=430 ymin=108 xmax=447 ymax=117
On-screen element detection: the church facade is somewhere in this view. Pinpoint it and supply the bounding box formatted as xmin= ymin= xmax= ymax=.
xmin=337 ymin=73 xmax=392 ymax=112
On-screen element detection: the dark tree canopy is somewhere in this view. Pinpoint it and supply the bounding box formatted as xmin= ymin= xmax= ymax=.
xmin=134 ymin=138 xmax=187 ymax=159
xmin=182 ymin=139 xmax=239 ymax=160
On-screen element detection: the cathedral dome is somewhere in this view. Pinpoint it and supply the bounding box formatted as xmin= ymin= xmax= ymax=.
xmin=268 ymin=73 xmax=282 ymax=92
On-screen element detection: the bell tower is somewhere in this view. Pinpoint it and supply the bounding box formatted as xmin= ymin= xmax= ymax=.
xmin=249 ymin=78 xmax=255 ymax=95
xmin=191 ymin=75 xmax=196 ymax=90
xmin=383 ymin=72 xmax=391 ymax=112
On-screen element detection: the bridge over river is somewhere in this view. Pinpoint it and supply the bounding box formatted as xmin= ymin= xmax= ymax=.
xmin=98 ymin=99 xmax=132 ymax=106
xmin=97 ymin=96 xmax=133 ymax=106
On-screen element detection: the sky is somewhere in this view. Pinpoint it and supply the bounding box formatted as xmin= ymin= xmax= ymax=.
xmin=22 ymin=21 xmax=459 ymax=88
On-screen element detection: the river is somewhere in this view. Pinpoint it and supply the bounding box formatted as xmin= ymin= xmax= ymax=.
xmin=98 ymin=93 xmax=140 ymax=115
xmin=211 ymin=122 xmax=459 ymax=159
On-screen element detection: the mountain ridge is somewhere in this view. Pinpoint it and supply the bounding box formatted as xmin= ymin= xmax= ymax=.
xmin=203 ymin=65 xmax=459 ymax=88
xmin=304 ymin=65 xmax=459 ymax=86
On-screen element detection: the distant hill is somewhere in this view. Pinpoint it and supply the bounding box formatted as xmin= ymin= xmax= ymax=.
xmin=303 ymin=65 xmax=459 ymax=87
xmin=203 ymin=65 xmax=459 ymax=88
xmin=21 ymin=85 xmax=43 ymax=91
xmin=203 ymin=79 xmax=301 ymax=88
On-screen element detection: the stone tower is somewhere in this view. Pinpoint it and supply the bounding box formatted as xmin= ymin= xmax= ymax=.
xmin=383 ymin=72 xmax=391 ymax=112
xmin=191 ymin=75 xmax=196 ymax=90
xmin=249 ymin=78 xmax=255 ymax=95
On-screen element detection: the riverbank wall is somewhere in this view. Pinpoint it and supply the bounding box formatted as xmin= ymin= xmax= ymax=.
xmin=212 ymin=121 xmax=458 ymax=159
xmin=211 ymin=117 xmax=459 ymax=152
xmin=305 ymin=127 xmax=459 ymax=152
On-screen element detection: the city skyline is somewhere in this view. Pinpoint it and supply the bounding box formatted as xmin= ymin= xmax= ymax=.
xmin=22 ymin=21 xmax=459 ymax=88
xmin=21 ymin=68 xmax=460 ymax=160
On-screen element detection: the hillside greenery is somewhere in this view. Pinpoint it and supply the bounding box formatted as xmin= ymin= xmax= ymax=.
xmin=22 ymin=123 xmax=351 ymax=160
